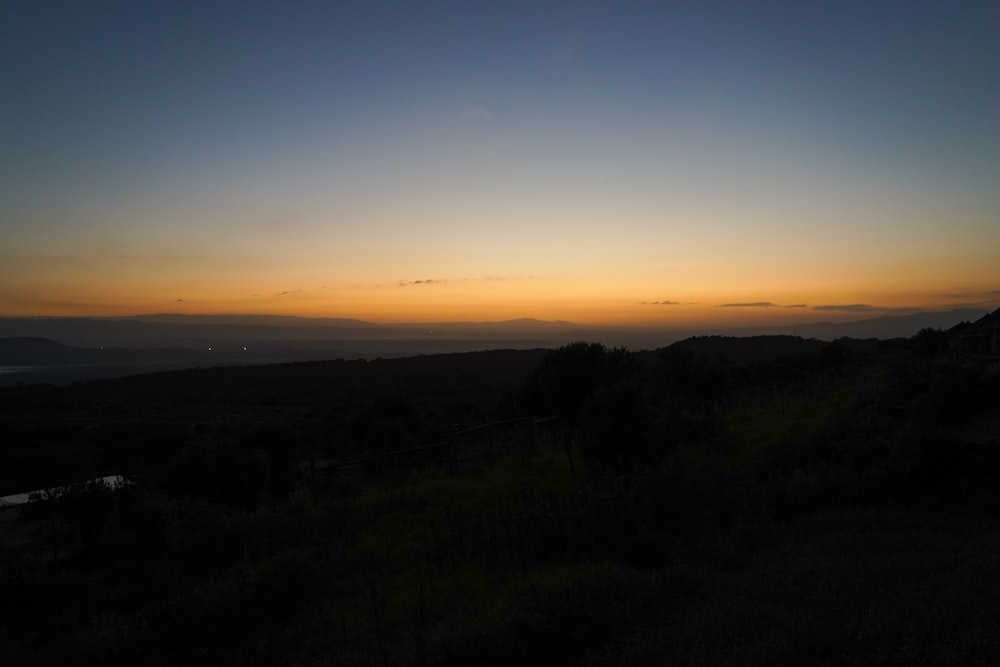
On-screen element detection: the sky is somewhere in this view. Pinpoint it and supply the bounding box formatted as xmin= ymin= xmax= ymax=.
xmin=2 ymin=0 xmax=999 ymax=327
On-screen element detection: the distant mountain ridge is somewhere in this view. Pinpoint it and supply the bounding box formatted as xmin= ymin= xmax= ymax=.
xmin=130 ymin=314 xmax=577 ymax=329
xmin=668 ymin=335 xmax=831 ymax=365
xmin=0 ymin=308 xmax=987 ymax=351
xmin=774 ymin=308 xmax=989 ymax=340
xmin=0 ymin=314 xmax=585 ymax=348
xmin=0 ymin=307 xmax=989 ymax=386
xmin=0 ymin=337 xmax=88 ymax=365
xmin=130 ymin=313 xmax=373 ymax=328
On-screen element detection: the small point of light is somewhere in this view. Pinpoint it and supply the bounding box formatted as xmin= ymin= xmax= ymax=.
xmin=208 ymin=347 xmax=212 ymax=351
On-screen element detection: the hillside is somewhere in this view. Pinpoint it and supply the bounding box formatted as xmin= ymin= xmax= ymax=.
xmin=2 ymin=336 xmax=999 ymax=664
xmin=0 ymin=337 xmax=90 ymax=364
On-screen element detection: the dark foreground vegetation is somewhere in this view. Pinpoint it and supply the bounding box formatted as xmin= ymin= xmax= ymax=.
xmin=2 ymin=332 xmax=1000 ymax=665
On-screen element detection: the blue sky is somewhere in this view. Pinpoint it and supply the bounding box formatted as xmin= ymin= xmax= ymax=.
xmin=2 ymin=1 xmax=998 ymax=323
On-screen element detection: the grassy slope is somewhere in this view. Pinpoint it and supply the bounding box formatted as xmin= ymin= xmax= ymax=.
xmin=3 ymin=347 xmax=1000 ymax=665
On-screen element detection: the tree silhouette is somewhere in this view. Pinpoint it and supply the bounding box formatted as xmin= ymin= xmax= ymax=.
xmin=579 ymin=379 xmax=656 ymax=471
xmin=518 ymin=342 xmax=639 ymax=472
xmin=912 ymin=327 xmax=950 ymax=368
xmin=518 ymin=342 xmax=636 ymax=423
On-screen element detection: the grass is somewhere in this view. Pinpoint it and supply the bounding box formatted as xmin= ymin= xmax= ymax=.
xmin=312 ymin=446 xmax=589 ymax=663
xmin=6 ymin=349 xmax=1000 ymax=665
xmin=722 ymin=381 xmax=857 ymax=469
xmin=588 ymin=509 xmax=1000 ymax=666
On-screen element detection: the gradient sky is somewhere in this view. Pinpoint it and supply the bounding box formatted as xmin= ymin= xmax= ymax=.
xmin=2 ymin=0 xmax=999 ymax=326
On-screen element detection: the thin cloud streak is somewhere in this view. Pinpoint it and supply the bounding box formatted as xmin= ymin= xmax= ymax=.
xmin=813 ymin=304 xmax=879 ymax=312
xmin=813 ymin=304 xmax=934 ymax=315
xmin=395 ymin=275 xmax=531 ymax=288
xmin=398 ymin=279 xmax=445 ymax=287
xmin=718 ymin=302 xmax=778 ymax=308
xmin=713 ymin=302 xmax=808 ymax=309
xmin=939 ymin=290 xmax=1000 ymax=299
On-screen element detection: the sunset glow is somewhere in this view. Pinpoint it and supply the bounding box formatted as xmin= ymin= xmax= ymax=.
xmin=2 ymin=2 xmax=998 ymax=328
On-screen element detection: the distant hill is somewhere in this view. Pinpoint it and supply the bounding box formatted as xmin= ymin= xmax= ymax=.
xmin=0 ymin=336 xmax=222 ymax=370
xmin=782 ymin=309 xmax=989 ymax=340
xmin=0 ymin=315 xmax=588 ymax=349
xmin=668 ymin=335 xmax=830 ymax=365
xmin=0 ymin=338 xmax=92 ymax=365
xmin=0 ymin=308 xmax=988 ymax=356
xmin=133 ymin=314 xmax=577 ymax=331
xmin=131 ymin=313 xmax=374 ymax=328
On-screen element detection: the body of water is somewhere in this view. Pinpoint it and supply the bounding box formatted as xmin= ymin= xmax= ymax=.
xmin=0 ymin=475 xmax=128 ymax=508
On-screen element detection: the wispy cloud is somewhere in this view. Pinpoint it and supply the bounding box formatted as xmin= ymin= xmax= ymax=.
xmin=939 ymin=290 xmax=1000 ymax=300
xmin=813 ymin=304 xmax=879 ymax=312
xmin=926 ymin=289 xmax=1000 ymax=311
xmin=812 ymin=304 xmax=928 ymax=315
xmin=642 ymin=300 xmax=682 ymax=305
xmin=718 ymin=302 xmax=778 ymax=308
xmin=935 ymin=301 xmax=999 ymax=311
xmin=714 ymin=301 xmax=808 ymax=308
xmin=276 ymin=288 xmax=303 ymax=296
xmin=395 ymin=275 xmax=533 ymax=288
xmin=398 ymin=279 xmax=446 ymax=287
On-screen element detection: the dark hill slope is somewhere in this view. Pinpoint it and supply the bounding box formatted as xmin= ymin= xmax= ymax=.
xmin=0 ymin=337 xmax=94 ymax=365
xmin=53 ymin=347 xmax=551 ymax=408
xmin=667 ymin=335 xmax=829 ymax=365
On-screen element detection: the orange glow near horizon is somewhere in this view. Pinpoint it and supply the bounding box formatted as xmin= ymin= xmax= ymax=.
xmin=1 ymin=213 xmax=997 ymax=324
xmin=3 ymin=4 xmax=999 ymax=331
xmin=3 ymin=264 xmax=997 ymax=327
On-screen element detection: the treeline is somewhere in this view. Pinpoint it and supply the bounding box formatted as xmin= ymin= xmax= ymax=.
xmin=0 ymin=349 xmax=549 ymax=497
xmin=518 ymin=334 xmax=1000 ymax=514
